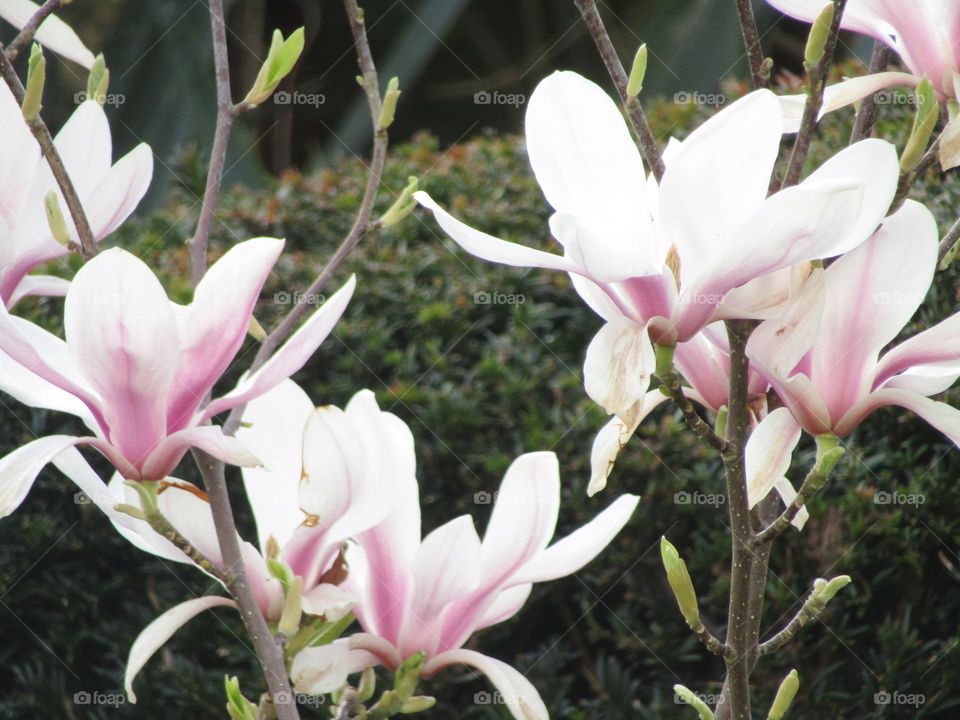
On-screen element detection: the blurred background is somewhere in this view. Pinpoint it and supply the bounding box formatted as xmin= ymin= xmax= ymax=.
xmin=2 ymin=2 xmax=956 ymax=719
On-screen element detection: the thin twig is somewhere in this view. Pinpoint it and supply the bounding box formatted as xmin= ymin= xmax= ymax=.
xmin=893 ymin=133 xmax=942 ymax=210
xmin=849 ymin=42 xmax=891 ymax=144
xmin=189 ymin=0 xmax=236 ymax=285
xmin=573 ymin=0 xmax=665 ymax=180
xmin=142 ymin=505 xmax=231 ymax=584
xmin=751 ymin=456 xmax=831 ymax=547
xmin=734 ymin=0 xmax=769 ymax=89
xmin=6 ymin=0 xmax=63 ymax=61
xmin=223 ymin=0 xmax=389 ymax=436
xmin=780 ymin=0 xmax=848 ymax=189
xmin=690 ymin=619 xmax=733 ymax=658
xmin=0 ymin=41 xmax=97 ymax=258
xmin=938 ymin=215 xmax=960 ymax=265
xmin=656 ymin=367 xmax=728 ymax=453
xmin=757 ymin=585 xmax=832 ymax=657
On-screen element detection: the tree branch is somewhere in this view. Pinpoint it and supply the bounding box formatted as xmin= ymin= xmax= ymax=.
xmin=848 ymin=42 xmax=891 ymax=144
xmin=5 ymin=0 xmax=63 ymax=62
xmin=734 ymin=0 xmax=769 ymax=89
xmin=0 ymin=41 xmax=97 ymax=258
xmin=573 ymin=0 xmax=665 ymax=180
xmin=655 ymin=363 xmax=728 ymax=453
xmin=780 ymin=0 xmax=848 ymax=189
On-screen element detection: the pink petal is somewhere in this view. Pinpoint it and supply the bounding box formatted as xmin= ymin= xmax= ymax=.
xmin=6 ymin=274 xmax=70 ymax=308
xmin=81 ymin=143 xmax=154 ymax=241
xmin=166 ymin=237 xmax=283 ymax=429
xmin=65 ymin=249 xmax=179 ymax=465
xmin=474 ymin=584 xmax=533 ymax=631
xmin=201 ymin=275 xmax=356 ymax=421
xmin=0 ymin=435 xmax=85 ymax=518
xmin=140 ymin=425 xmax=260 ymax=480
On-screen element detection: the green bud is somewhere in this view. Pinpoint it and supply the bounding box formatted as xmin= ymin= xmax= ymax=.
xmin=113 ymin=503 xmax=147 ymax=521
xmin=394 ymin=651 xmax=425 ymax=700
xmin=661 ymin=536 xmax=700 ymax=627
xmin=247 ymin=316 xmax=267 ymax=342
xmin=378 ymin=76 xmax=401 ymax=130
xmin=86 ymin=53 xmax=110 ymax=104
xmin=278 ymin=575 xmax=303 ymax=637
xmin=264 ymin=534 xmax=281 ymax=561
xmin=626 ymin=43 xmax=648 ymax=97
xmin=357 ymin=666 xmax=377 ymax=702
xmin=804 ymin=3 xmax=835 ymax=67
xmin=243 ymin=28 xmax=306 ymax=107
xmin=654 ymin=343 xmax=675 ymax=379
xmin=816 ymin=574 xmax=851 ymax=604
xmin=714 ymin=406 xmax=728 ymax=440
xmin=399 ymin=696 xmax=436 ymax=714
xmin=224 ymin=675 xmax=258 ymax=720
xmin=768 ymin=669 xmax=799 ymax=719
xmin=673 ymin=684 xmax=715 ymax=719
xmin=900 ymin=78 xmax=940 ymax=173
xmin=379 ymin=176 xmax=419 ymax=228
xmin=44 ymin=191 xmax=71 ymax=248
xmin=267 ymin=558 xmax=294 ymax=593
xmin=22 ymin=43 xmax=45 ymax=122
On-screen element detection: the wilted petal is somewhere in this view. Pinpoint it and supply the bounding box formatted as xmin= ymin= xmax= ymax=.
xmin=583 ymin=317 xmax=655 ymax=423
xmin=588 ymin=390 xmax=668 ymax=496
xmin=124 ymin=596 xmax=237 ymax=702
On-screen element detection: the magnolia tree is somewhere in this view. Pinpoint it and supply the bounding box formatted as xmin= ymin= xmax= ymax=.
xmin=0 ymin=0 xmax=957 ymax=718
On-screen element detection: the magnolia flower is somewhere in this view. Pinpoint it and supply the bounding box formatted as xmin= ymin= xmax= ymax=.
xmin=417 ymin=70 xmax=898 ymax=492
xmin=748 ymin=200 xmax=960 ymax=446
xmin=0 ymin=81 xmax=153 ymax=306
xmin=57 ymin=381 xmax=403 ymax=701
xmin=291 ymin=449 xmax=639 ymax=719
xmin=0 ymin=240 xmax=356 ymax=517
xmin=0 ymin=0 xmax=95 ymax=67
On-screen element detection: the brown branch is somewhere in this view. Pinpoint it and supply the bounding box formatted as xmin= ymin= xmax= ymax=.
xmin=734 ymin=0 xmax=770 ymax=89
xmin=5 ymin=0 xmax=63 ymax=62
xmin=656 ymin=365 xmax=728 ymax=453
xmin=222 ymin=0 xmax=389 ymax=436
xmin=189 ymin=0 xmax=236 ymax=286
xmin=0 ymin=41 xmax=97 ymax=258
xmin=849 ymin=42 xmax=891 ymax=144
xmin=780 ymin=0 xmax=848 ymax=189
xmin=938 ymin=215 xmax=960 ymax=266
xmin=573 ymin=0 xmax=665 ymax=180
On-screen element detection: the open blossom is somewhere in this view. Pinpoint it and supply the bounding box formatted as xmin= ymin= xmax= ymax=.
xmin=291 ymin=449 xmax=638 ymax=719
xmin=748 ymin=199 xmax=960 ymax=446
xmin=0 ymin=0 xmax=96 ymax=67
xmin=0 ymin=240 xmax=356 ymax=517
xmin=417 ymin=70 xmax=898 ymax=494
xmin=56 ymin=381 xmax=404 ymax=701
xmin=0 ymin=81 xmax=153 ymax=306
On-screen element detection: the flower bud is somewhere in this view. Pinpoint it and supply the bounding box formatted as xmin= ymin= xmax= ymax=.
xmin=768 ymin=669 xmax=799 ymax=720
xmin=394 ymin=652 xmax=425 ymax=700
xmin=399 ymin=696 xmax=437 ymax=713
xmin=626 ymin=44 xmax=648 ymax=98
xmin=23 ymin=44 xmax=45 ymax=122
xmin=379 ymin=176 xmax=419 ymax=228
xmin=901 ymin=78 xmax=940 ymax=173
xmin=358 ymin=667 xmax=377 ymax=702
xmin=804 ymin=3 xmax=834 ymax=67
xmin=243 ymin=28 xmax=306 ymax=108
xmin=278 ymin=575 xmax=303 ymax=637
xmin=815 ymin=574 xmax=851 ymax=604
xmin=378 ymin=76 xmax=401 ymax=130
xmin=673 ymin=684 xmax=714 ymax=719
xmin=44 ymin=191 xmax=72 ymax=247
xmin=247 ymin=316 xmax=267 ymax=342
xmin=87 ymin=53 xmax=110 ymax=105
xmin=224 ymin=675 xmax=258 ymax=720
xmin=661 ymin=536 xmax=700 ymax=627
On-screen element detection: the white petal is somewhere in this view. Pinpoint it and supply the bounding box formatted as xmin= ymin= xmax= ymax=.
xmin=745 ymin=408 xmax=802 ymax=513
xmin=0 ymin=0 xmax=95 ymax=67
xmin=583 ymin=317 xmax=655 ymax=423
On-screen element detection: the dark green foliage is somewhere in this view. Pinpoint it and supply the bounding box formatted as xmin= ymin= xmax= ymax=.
xmin=2 ymin=87 xmax=960 ymax=719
